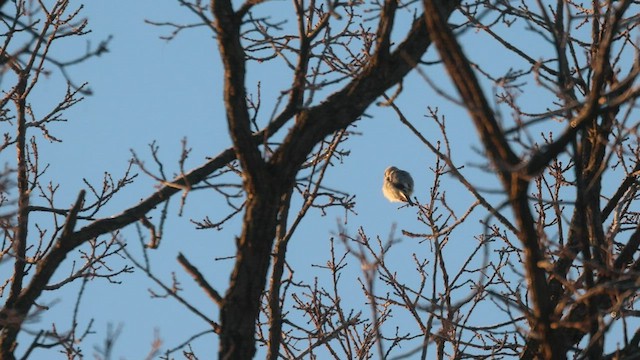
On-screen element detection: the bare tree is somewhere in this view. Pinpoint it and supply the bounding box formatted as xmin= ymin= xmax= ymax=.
xmin=1 ymin=0 xmax=639 ymax=359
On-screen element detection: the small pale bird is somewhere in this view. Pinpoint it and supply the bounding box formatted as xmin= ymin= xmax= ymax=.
xmin=382 ymin=166 xmax=414 ymax=206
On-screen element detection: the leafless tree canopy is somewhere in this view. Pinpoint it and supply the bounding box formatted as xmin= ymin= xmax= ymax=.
xmin=0 ymin=0 xmax=639 ymax=359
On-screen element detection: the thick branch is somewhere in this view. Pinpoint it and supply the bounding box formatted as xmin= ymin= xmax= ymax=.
xmin=0 ymin=142 xmax=243 ymax=355
xmin=211 ymin=0 xmax=266 ymax=192
xmin=523 ymin=0 xmax=633 ymax=178
xmin=420 ymin=0 xmax=559 ymax=357
xmin=603 ymin=161 xmax=640 ymax=220
xmin=373 ymin=0 xmax=398 ymax=62
xmin=614 ymin=225 xmax=640 ymax=271
xmin=219 ymin=4 xmax=460 ymax=359
xmin=6 ymin=73 xmax=28 ymax=310
xmin=271 ymin=3 xmax=460 ymax=179
xmin=0 ymin=190 xmax=85 ymax=359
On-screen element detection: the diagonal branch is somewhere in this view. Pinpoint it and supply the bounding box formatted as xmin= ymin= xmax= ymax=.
xmin=522 ymin=0 xmax=634 ymax=179
xmin=603 ymin=159 xmax=640 ymax=221
xmin=420 ymin=0 xmax=560 ymax=357
xmin=211 ymin=0 xmax=266 ymax=192
xmin=614 ymin=225 xmax=640 ymax=271
xmin=177 ymin=252 xmax=223 ymax=307
xmin=217 ymin=3 xmax=460 ymax=358
xmin=1 ymin=189 xmax=85 ymax=357
xmin=271 ymin=2 xmax=461 ymax=179
xmin=1 ymin=115 xmax=291 ymax=351
xmin=373 ymin=0 xmax=398 ymax=63
xmin=423 ymin=2 xmax=520 ymax=172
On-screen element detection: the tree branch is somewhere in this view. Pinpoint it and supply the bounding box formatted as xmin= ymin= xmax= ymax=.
xmin=271 ymin=3 xmax=461 ymax=179
xmin=177 ymin=252 xmax=223 ymax=307
xmin=420 ymin=0 xmax=559 ymax=357
xmin=211 ymin=0 xmax=266 ymax=192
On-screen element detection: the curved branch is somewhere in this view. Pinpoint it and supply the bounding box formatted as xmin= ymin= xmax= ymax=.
xmin=373 ymin=0 xmax=398 ymax=62
xmin=211 ymin=0 xmax=266 ymax=192
xmin=420 ymin=0 xmax=559 ymax=357
xmin=271 ymin=2 xmax=461 ymax=178
xmin=1 ymin=115 xmax=291 ymax=353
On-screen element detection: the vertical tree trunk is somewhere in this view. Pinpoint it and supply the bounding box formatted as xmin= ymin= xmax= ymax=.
xmin=218 ymin=190 xmax=281 ymax=359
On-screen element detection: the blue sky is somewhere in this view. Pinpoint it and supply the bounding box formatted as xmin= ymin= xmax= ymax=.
xmin=2 ymin=0 xmax=637 ymax=358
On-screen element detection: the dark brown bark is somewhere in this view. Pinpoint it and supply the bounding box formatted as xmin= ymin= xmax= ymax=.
xmin=219 ymin=191 xmax=282 ymax=359
xmin=2 ymin=0 xmax=635 ymax=358
xmin=210 ymin=0 xmax=461 ymax=356
xmin=521 ymin=1 xmax=634 ymax=357
xmin=420 ymin=0 xmax=560 ymax=357
xmin=0 ymin=73 xmax=28 ymax=360
xmin=212 ymin=1 xmax=457 ymax=359
xmin=422 ymin=0 xmax=637 ymax=358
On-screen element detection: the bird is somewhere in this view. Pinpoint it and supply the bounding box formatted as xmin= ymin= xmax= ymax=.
xmin=382 ymin=166 xmax=414 ymax=206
